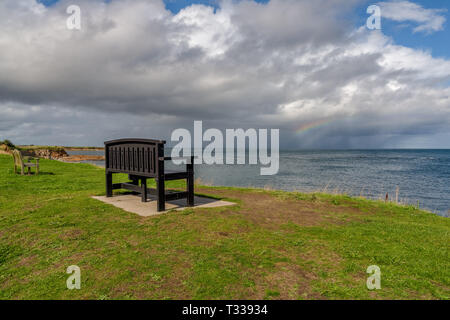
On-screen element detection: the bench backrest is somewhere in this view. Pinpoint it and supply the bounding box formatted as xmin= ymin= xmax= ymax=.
xmin=104 ymin=139 xmax=166 ymax=177
xmin=12 ymin=149 xmax=23 ymax=167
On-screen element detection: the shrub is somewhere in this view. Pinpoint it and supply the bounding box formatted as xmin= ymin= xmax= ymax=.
xmin=0 ymin=139 xmax=15 ymax=149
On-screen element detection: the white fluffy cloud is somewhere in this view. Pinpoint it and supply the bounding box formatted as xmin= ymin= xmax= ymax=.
xmin=377 ymin=0 xmax=447 ymax=33
xmin=0 ymin=0 xmax=449 ymax=148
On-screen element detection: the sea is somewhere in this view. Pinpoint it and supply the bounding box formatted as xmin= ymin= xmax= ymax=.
xmin=66 ymin=149 xmax=450 ymax=216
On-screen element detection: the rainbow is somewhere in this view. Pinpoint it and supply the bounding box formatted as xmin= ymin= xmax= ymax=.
xmin=295 ymin=118 xmax=334 ymax=134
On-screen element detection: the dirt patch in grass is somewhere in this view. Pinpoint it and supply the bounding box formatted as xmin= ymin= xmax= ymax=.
xmin=107 ymin=253 xmax=194 ymax=300
xmin=152 ymin=259 xmax=193 ymax=299
xmin=253 ymin=262 xmax=320 ymax=300
xmin=59 ymin=229 xmax=85 ymax=240
xmin=197 ymin=187 xmax=368 ymax=229
xmin=17 ymin=254 xmax=38 ymax=267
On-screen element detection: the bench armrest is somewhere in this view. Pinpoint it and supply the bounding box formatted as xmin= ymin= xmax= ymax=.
xmin=160 ymin=156 xmax=196 ymax=163
xmin=23 ymin=156 xmax=39 ymax=162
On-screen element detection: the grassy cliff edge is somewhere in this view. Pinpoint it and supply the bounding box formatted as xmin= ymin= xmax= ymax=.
xmin=0 ymin=154 xmax=448 ymax=300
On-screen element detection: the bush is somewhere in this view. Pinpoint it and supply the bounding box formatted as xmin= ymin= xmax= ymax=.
xmin=0 ymin=139 xmax=15 ymax=149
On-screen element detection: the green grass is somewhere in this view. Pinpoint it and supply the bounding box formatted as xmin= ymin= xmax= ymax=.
xmin=0 ymin=154 xmax=448 ymax=300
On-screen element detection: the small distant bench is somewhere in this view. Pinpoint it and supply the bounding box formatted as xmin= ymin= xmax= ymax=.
xmin=12 ymin=149 xmax=39 ymax=175
xmin=104 ymin=139 xmax=194 ymax=212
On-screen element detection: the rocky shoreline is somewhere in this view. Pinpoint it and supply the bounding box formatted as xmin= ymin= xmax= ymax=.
xmin=62 ymin=155 xmax=105 ymax=162
xmin=20 ymin=148 xmax=68 ymax=160
xmin=0 ymin=144 xmax=105 ymax=162
xmin=64 ymin=147 xmax=104 ymax=151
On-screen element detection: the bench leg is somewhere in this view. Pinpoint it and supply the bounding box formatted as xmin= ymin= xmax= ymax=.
xmin=36 ymin=163 xmax=39 ymax=175
xmin=141 ymin=178 xmax=147 ymax=202
xmin=106 ymin=172 xmax=113 ymax=197
xmin=156 ymin=147 xmax=166 ymax=212
xmin=156 ymin=177 xmax=165 ymax=212
xmin=187 ymin=163 xmax=194 ymax=207
xmin=130 ymin=175 xmax=139 ymax=186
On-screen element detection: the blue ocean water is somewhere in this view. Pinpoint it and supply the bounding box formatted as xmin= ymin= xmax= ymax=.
xmin=67 ymin=149 xmax=450 ymax=216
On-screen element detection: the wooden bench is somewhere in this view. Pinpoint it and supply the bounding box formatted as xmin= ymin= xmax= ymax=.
xmin=104 ymin=139 xmax=194 ymax=212
xmin=12 ymin=149 xmax=39 ymax=175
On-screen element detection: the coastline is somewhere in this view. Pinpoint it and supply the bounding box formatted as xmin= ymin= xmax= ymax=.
xmin=7 ymin=145 xmax=106 ymax=162
xmin=4 ymin=146 xmax=449 ymax=215
xmin=60 ymin=155 xmax=105 ymax=162
xmin=59 ymin=157 xmax=445 ymax=217
xmin=64 ymin=147 xmax=104 ymax=151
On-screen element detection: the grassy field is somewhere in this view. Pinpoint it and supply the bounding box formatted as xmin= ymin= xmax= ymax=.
xmin=0 ymin=154 xmax=448 ymax=300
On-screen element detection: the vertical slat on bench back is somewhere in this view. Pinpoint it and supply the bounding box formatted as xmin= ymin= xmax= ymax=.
xmin=105 ymin=140 xmax=162 ymax=177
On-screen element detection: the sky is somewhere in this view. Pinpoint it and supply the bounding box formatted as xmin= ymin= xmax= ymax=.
xmin=0 ymin=0 xmax=449 ymax=149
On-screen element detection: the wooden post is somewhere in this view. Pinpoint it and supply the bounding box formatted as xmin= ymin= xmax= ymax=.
xmin=395 ymin=186 xmax=399 ymax=204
